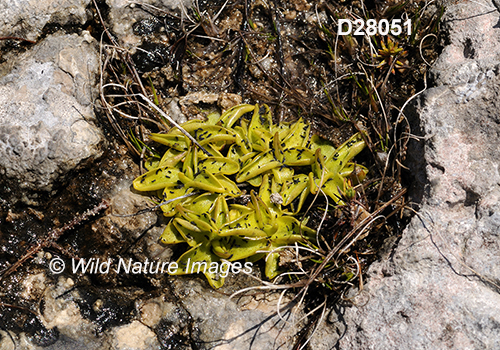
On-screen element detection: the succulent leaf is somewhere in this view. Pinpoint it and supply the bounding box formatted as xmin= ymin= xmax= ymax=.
xmin=325 ymin=133 xmax=366 ymax=173
xmin=198 ymin=157 xmax=239 ymax=175
xmin=160 ymin=221 xmax=185 ymax=244
xmin=133 ymin=103 xmax=367 ymax=288
xmin=225 ymin=237 xmax=268 ymax=260
xmin=219 ymin=104 xmax=255 ymax=128
xmin=161 ymin=186 xmax=193 ymax=217
xmin=133 ymin=167 xmax=182 ymax=192
xmin=282 ymin=147 xmax=315 ymax=166
xmin=281 ymin=118 xmax=310 ymax=148
xmin=149 ymin=133 xmax=190 ymax=151
xmin=236 ymin=149 xmax=281 ymax=182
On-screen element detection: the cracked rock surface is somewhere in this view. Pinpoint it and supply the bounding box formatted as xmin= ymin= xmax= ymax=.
xmin=0 ymin=0 xmax=90 ymax=45
xmin=0 ymin=32 xmax=104 ymax=205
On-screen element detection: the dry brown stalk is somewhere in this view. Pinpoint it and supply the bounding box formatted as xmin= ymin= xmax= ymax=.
xmin=0 ymin=199 xmax=109 ymax=280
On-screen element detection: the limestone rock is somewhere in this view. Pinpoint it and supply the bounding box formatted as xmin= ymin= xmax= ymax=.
xmin=0 ymin=0 xmax=90 ymax=45
xmin=311 ymin=2 xmax=500 ymax=349
xmin=0 ymin=32 xmax=104 ymax=205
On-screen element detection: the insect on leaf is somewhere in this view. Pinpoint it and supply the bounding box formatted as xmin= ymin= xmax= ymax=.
xmin=282 ymin=147 xmax=314 ymax=166
xmin=226 ymin=237 xmax=269 ymax=261
xmin=133 ymin=167 xmax=183 ymax=191
xmin=325 ymin=133 xmax=366 ymax=173
xmin=236 ymin=149 xmax=282 ymax=183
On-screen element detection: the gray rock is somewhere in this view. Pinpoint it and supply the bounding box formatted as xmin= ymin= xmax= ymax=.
xmin=106 ymin=0 xmax=192 ymax=47
xmin=0 ymin=0 xmax=90 ymax=45
xmin=312 ymin=2 xmax=500 ymax=349
xmin=431 ymin=1 xmax=500 ymax=86
xmin=112 ymin=321 xmax=158 ymax=350
xmin=97 ymin=177 xmax=158 ymax=246
xmin=0 ymin=32 xmax=104 ymax=205
xmin=7 ymin=270 xmax=303 ymax=350
xmin=170 ymin=278 xmax=304 ymax=350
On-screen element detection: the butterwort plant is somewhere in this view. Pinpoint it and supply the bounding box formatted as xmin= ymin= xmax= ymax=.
xmin=133 ymin=104 xmax=367 ymax=288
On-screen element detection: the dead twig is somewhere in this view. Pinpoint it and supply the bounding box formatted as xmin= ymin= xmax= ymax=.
xmin=0 ymin=200 xmax=109 ymax=280
xmin=0 ymin=36 xmax=36 ymax=44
